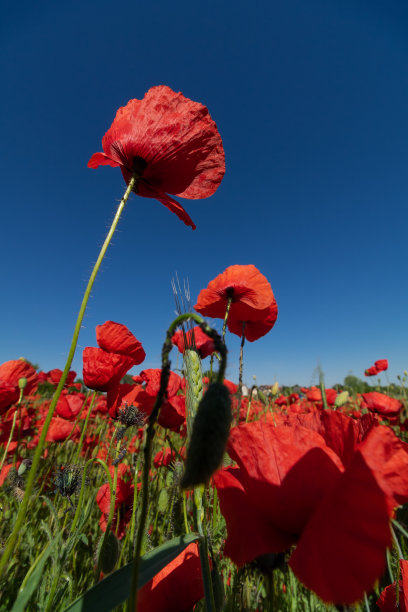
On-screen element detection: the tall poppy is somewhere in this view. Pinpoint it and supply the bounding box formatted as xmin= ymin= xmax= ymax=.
xmin=214 ymin=414 xmax=408 ymax=604
xmin=194 ymin=264 xmax=276 ymax=321
xmin=82 ymin=321 xmax=145 ymax=392
xmin=88 ymin=85 xmax=225 ymax=230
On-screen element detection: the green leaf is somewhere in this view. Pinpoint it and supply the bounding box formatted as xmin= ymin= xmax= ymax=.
xmin=63 ymin=533 xmax=200 ymax=612
xmin=11 ymin=536 xmax=59 ymax=612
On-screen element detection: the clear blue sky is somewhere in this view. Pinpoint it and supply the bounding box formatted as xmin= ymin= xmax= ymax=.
xmin=1 ymin=0 xmax=407 ymax=387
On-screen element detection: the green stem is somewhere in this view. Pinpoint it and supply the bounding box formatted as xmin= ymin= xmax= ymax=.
xmin=237 ymin=322 xmax=246 ymax=417
xmin=0 ymin=176 xmax=136 ymax=576
xmin=221 ymin=297 xmax=232 ymax=342
xmin=73 ymin=392 xmax=96 ymax=464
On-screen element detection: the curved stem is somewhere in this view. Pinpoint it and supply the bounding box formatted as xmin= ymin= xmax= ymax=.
xmin=0 ymin=176 xmax=136 ymax=576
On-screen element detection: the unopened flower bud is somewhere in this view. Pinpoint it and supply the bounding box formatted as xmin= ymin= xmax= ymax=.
xmin=334 ymin=391 xmax=349 ymax=408
xmin=18 ymin=377 xmax=27 ymax=390
xmin=181 ymin=383 xmax=232 ymax=489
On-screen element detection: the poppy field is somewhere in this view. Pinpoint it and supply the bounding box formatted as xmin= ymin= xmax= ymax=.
xmin=1 ymin=85 xmax=408 ymax=612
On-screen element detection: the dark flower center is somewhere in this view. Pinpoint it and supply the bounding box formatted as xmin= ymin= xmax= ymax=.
xmin=133 ymin=156 xmax=147 ymax=178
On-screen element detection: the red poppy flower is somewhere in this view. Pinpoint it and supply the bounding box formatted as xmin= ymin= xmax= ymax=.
xmin=88 ymin=85 xmax=225 ymax=230
xmin=377 ymin=559 xmax=408 ymax=611
xmin=45 ymin=417 xmax=80 ymax=442
xmin=171 ymin=326 xmax=215 ymax=359
xmin=365 ymin=365 xmax=379 ymax=377
xmin=362 ymin=392 xmax=402 ymax=417
xmin=83 ymin=321 xmax=145 ymax=392
xmin=0 ymin=359 xmax=38 ymax=394
xmin=40 ymin=369 xmax=77 ymax=387
xmin=227 ymin=302 xmax=278 ymax=342
xmin=194 ymin=265 xmax=276 ymax=321
xmin=214 ymin=414 xmax=408 ymax=604
xmin=375 ymin=359 xmax=389 ymax=372
xmin=137 ymin=541 xmax=204 ymax=612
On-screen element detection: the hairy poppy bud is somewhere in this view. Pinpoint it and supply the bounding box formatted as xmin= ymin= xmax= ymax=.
xmin=96 ymin=531 xmax=120 ymax=575
xmin=334 ymin=391 xmax=349 ymax=408
xmin=181 ymin=383 xmax=232 ymax=489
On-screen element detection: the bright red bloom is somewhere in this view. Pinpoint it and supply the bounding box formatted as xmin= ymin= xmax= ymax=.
xmin=83 ymin=321 xmax=145 ymax=392
xmin=56 ymin=393 xmax=85 ymax=420
xmin=88 ymin=85 xmax=225 ymax=230
xmin=377 ymin=560 xmax=408 ymax=611
xmin=365 ymin=366 xmax=379 ymax=377
xmin=137 ymin=541 xmax=204 ymax=612
xmin=375 ymin=359 xmax=389 ymax=372
xmin=194 ymin=265 xmax=276 ymax=321
xmin=171 ymin=326 xmax=215 ymax=359
xmin=362 ymin=392 xmax=402 ymax=417
xmin=40 ymin=369 xmax=77 ymax=387
xmin=214 ymin=414 xmax=408 ymax=604
xmin=227 ymin=302 xmax=278 ymax=342
xmin=45 ymin=417 xmax=80 ymax=442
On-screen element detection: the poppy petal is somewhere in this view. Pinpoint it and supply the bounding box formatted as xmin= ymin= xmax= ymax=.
xmin=213 ymin=467 xmax=296 ymax=566
xmin=88 ymin=152 xmax=121 ymax=168
xmin=96 ymin=321 xmax=145 ymax=363
xmin=289 ymin=447 xmax=392 ymax=604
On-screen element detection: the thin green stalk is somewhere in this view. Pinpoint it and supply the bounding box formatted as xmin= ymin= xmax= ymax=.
xmin=221 ymin=297 xmax=233 ymax=341
xmin=237 ymin=322 xmax=246 ymax=417
xmin=73 ymin=392 xmax=96 ymax=464
xmin=0 ymin=176 xmax=136 ymax=576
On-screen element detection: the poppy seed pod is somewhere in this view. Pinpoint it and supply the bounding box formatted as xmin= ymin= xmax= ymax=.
xmin=181 ymin=383 xmax=232 ymax=489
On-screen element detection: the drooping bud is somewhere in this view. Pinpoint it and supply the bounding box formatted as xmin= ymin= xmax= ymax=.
xmin=181 ymin=383 xmax=232 ymax=489
xmin=95 ymin=531 xmax=120 ymax=575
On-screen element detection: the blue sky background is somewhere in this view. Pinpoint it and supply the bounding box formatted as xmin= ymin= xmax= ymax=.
xmin=1 ymin=0 xmax=407 ymax=387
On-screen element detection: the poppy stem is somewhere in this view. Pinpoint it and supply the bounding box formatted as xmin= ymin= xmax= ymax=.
xmin=0 ymin=175 xmax=136 ymax=576
xmin=237 ymin=322 xmax=246 ymax=417
xmin=221 ymin=297 xmax=233 ymax=341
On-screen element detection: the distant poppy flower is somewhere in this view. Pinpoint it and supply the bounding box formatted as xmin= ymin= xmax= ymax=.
xmin=137 ymin=541 xmax=204 ymax=612
xmin=40 ymin=369 xmax=77 ymax=387
xmin=195 ymin=264 xmax=275 ymax=321
xmin=171 ymin=326 xmax=215 ymax=358
xmin=227 ymin=302 xmax=278 ymax=342
xmin=45 ymin=417 xmax=80 ymax=442
xmin=88 ymin=85 xmax=225 ymax=230
xmin=214 ymin=415 xmax=408 ymax=604
xmin=361 ymin=392 xmax=402 ymax=418
xmin=377 ymin=559 xmax=408 ymax=611
xmin=365 ymin=365 xmax=379 ymax=377
xmin=83 ymin=321 xmax=145 ymax=392
xmin=375 ymin=359 xmax=389 ymax=372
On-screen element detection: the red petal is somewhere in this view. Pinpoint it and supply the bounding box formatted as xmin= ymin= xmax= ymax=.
xmin=96 ymin=321 xmax=145 ymax=364
xmin=227 ymin=421 xmax=344 ymax=534
xmin=214 ymin=467 xmax=296 ymax=566
xmin=82 ymin=347 xmax=134 ymax=392
xmin=290 ymin=446 xmax=392 ymax=604
xmin=87 ymin=152 xmax=121 ymax=168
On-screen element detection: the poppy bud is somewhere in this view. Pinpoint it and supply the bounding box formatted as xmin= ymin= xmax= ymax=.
xmin=181 ymin=383 xmax=232 ymax=489
xmin=96 ymin=531 xmax=120 ymax=575
xmin=271 ymin=382 xmax=279 ymax=396
xmin=334 ymin=391 xmax=349 ymax=408
xmin=18 ymin=377 xmax=27 ymax=390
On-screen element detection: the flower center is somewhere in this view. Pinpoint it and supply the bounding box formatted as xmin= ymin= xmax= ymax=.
xmin=132 ymin=156 xmax=147 ymax=179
